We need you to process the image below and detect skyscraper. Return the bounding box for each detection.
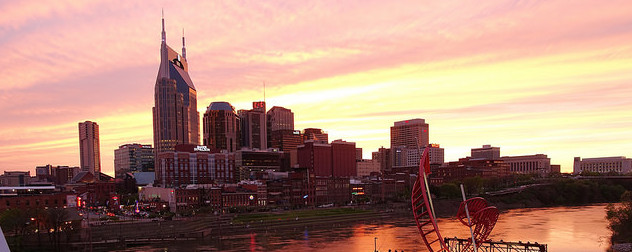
[267,106,300,153]
[153,16,200,157]
[203,102,240,152]
[239,101,267,150]
[267,106,294,132]
[303,128,328,143]
[390,119,429,149]
[390,119,429,169]
[114,144,155,178]
[79,121,101,175]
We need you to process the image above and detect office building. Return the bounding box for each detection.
[393,144,444,170]
[79,121,101,175]
[357,159,380,177]
[391,119,429,149]
[372,147,392,173]
[235,149,291,180]
[391,119,429,168]
[114,144,155,178]
[239,102,267,150]
[203,102,240,152]
[155,144,237,187]
[432,158,510,185]
[303,128,328,143]
[0,171,31,186]
[267,106,294,132]
[471,145,500,160]
[502,154,551,175]
[573,156,632,174]
[35,165,80,185]
[297,140,356,177]
[153,16,200,157]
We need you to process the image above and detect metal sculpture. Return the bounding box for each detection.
[456,197,500,251]
[411,147,449,252]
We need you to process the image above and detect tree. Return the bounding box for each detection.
[0,208,31,250]
[606,191,632,243]
[46,208,69,251]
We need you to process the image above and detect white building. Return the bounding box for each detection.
[502,154,551,175]
[393,144,444,168]
[573,156,632,174]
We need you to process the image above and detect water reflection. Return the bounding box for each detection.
[122,204,610,252]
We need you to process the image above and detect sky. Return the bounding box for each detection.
[1,0,631,176]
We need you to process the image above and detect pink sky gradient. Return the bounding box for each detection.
[1,0,631,175]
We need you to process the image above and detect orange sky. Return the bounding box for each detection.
[1,1,631,175]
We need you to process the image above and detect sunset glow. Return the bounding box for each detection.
[1,0,632,175]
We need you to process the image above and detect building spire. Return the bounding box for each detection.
[158,9,169,79]
[161,9,166,43]
[182,28,187,59]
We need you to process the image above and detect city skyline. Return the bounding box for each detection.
[1,1,632,175]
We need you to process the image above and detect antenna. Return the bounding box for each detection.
[182,28,186,59]
[161,9,166,43]
[263,81,266,103]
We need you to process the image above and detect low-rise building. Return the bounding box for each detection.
[432,158,510,184]
[502,154,551,175]
[573,156,632,174]
[357,159,380,177]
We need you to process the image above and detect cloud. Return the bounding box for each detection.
[1,0,632,174]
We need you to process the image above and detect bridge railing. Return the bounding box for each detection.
[445,237,547,252]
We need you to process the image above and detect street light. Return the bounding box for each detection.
[374,237,378,252]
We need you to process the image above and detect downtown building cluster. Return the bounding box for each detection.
[2,18,632,215]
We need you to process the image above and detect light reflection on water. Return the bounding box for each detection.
[123,204,610,252]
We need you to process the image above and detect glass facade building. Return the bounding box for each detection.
[153,17,200,160]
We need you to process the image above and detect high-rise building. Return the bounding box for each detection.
[372,147,392,173]
[114,144,155,178]
[203,102,240,152]
[390,119,429,149]
[79,121,101,175]
[239,102,267,150]
[390,119,429,168]
[303,128,328,143]
[393,144,444,168]
[153,16,200,158]
[267,106,294,132]
[297,139,356,177]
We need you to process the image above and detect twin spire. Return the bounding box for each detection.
[161,10,186,59]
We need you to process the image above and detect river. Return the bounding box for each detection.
[122,204,611,251]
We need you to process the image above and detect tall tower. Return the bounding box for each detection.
[239,101,267,150]
[203,102,240,152]
[390,119,429,168]
[79,121,101,175]
[267,106,294,132]
[153,15,200,158]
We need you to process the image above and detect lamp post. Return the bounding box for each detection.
[374,237,378,252]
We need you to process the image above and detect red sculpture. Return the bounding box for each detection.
[456,197,500,251]
[411,147,449,252]
[412,146,500,252]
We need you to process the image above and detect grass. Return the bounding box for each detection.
[233,208,372,223]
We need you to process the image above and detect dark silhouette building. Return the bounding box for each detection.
[79,121,101,175]
[303,128,328,143]
[114,144,155,178]
[203,102,240,152]
[153,16,200,161]
[239,102,267,150]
